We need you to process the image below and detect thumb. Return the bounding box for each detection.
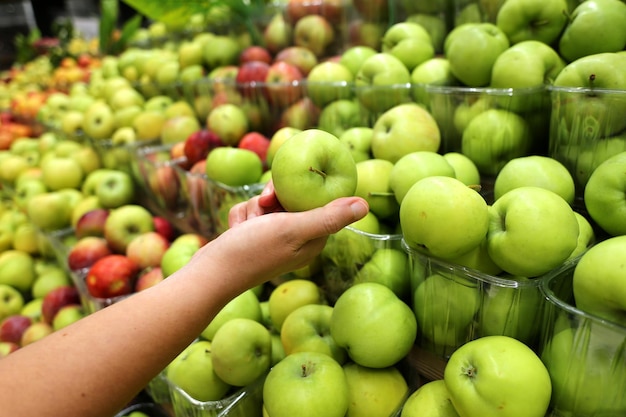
[300,197,370,240]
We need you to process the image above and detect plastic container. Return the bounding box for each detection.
[418,84,551,178]
[319,226,406,304]
[404,240,546,360]
[167,374,265,417]
[114,401,172,417]
[547,85,626,196]
[538,260,626,417]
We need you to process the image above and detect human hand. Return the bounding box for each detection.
[228,181,284,227]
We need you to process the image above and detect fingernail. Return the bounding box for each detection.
[351,200,368,219]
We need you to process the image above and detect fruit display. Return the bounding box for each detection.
[1,0,625,416]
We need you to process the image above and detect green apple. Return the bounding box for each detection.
[200,289,262,341]
[354,158,398,220]
[166,340,231,401]
[132,110,167,142]
[82,100,116,140]
[0,284,24,322]
[338,127,373,163]
[572,236,626,326]
[354,53,412,114]
[26,191,73,231]
[12,222,39,255]
[339,45,377,77]
[271,129,358,212]
[160,234,206,278]
[461,108,533,176]
[94,169,135,209]
[371,103,441,164]
[444,23,510,87]
[343,361,409,417]
[266,126,302,168]
[205,147,263,187]
[447,237,503,276]
[584,151,626,236]
[305,61,354,108]
[381,22,435,71]
[490,40,566,89]
[317,99,368,139]
[353,248,410,300]
[443,152,481,186]
[40,155,85,191]
[570,136,626,188]
[540,324,626,416]
[104,204,155,254]
[263,351,349,417]
[330,282,417,368]
[401,176,489,260]
[206,103,249,146]
[108,87,144,111]
[31,265,71,299]
[389,151,456,205]
[400,379,460,417]
[567,211,595,261]
[268,279,324,332]
[413,271,481,356]
[496,0,569,45]
[280,303,347,364]
[410,57,458,105]
[493,155,576,204]
[210,317,272,387]
[445,335,551,417]
[487,186,579,277]
[160,115,201,145]
[52,304,85,331]
[202,35,241,69]
[0,250,36,293]
[558,0,626,63]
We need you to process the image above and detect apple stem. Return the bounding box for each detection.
[462,365,477,379]
[301,364,308,378]
[309,166,327,179]
[467,184,482,193]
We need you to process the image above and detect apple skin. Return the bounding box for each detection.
[493,155,576,204]
[166,340,231,402]
[293,14,335,58]
[443,152,481,187]
[41,285,80,325]
[487,186,580,277]
[371,103,441,164]
[354,248,410,301]
[461,108,533,176]
[400,176,490,261]
[558,0,626,63]
[343,361,409,417]
[263,351,350,417]
[445,335,552,417]
[200,289,262,341]
[401,379,460,417]
[381,21,435,72]
[268,279,324,333]
[444,23,510,87]
[572,236,626,326]
[134,267,165,292]
[125,231,171,270]
[0,315,33,345]
[330,282,417,368]
[354,158,399,220]
[75,208,110,239]
[0,250,37,293]
[103,204,156,254]
[271,129,358,212]
[205,147,263,187]
[354,53,412,114]
[305,61,354,108]
[206,103,249,146]
[280,303,347,365]
[495,0,569,45]
[20,322,54,346]
[67,236,113,271]
[52,304,85,331]
[584,151,626,236]
[274,46,318,78]
[85,254,140,299]
[183,129,224,167]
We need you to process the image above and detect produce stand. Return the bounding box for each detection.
[1,1,626,416]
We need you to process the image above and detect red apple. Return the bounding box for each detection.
[238,132,272,167]
[286,0,322,23]
[67,236,113,271]
[126,231,171,269]
[0,315,33,345]
[135,266,165,292]
[85,254,140,299]
[148,164,182,210]
[353,0,389,21]
[236,61,271,98]
[75,208,110,239]
[20,322,53,346]
[153,216,177,241]
[274,46,319,77]
[183,129,224,167]
[239,46,273,65]
[276,97,321,131]
[265,61,304,108]
[41,285,81,324]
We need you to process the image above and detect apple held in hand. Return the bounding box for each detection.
[271,129,358,212]
[444,336,551,417]
[400,176,489,260]
[263,351,350,417]
[330,282,417,368]
[487,186,579,277]
[584,151,626,236]
[85,254,140,299]
[210,317,272,387]
[166,340,231,402]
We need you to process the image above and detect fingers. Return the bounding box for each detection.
[294,197,370,241]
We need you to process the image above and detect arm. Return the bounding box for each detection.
[0,191,368,417]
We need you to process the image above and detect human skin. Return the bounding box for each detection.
[0,182,369,417]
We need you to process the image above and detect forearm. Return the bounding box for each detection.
[0,251,235,417]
